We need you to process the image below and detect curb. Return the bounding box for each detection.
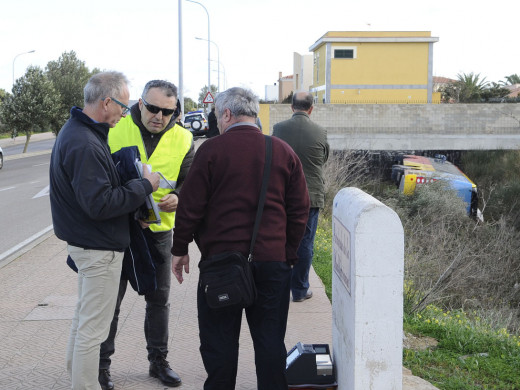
[4,149,52,161]
[0,225,54,269]
[0,132,56,148]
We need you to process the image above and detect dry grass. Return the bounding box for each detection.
[322,152,520,332]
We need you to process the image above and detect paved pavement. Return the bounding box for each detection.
[0,139,438,389]
[0,234,334,389]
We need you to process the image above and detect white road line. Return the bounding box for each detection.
[0,186,15,192]
[33,185,50,198]
[33,163,49,167]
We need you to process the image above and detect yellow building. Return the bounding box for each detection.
[309,31,439,104]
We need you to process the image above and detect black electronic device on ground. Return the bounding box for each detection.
[286,342,337,388]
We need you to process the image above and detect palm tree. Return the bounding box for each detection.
[455,72,488,103]
[501,74,520,85]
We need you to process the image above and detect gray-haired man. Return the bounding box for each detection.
[171,87,309,389]
[49,71,160,389]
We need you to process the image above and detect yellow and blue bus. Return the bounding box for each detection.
[391,154,479,218]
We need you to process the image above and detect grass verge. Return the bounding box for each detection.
[313,215,332,301]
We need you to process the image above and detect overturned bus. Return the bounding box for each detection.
[391,154,480,219]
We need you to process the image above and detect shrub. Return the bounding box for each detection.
[393,182,520,325]
[462,150,520,229]
[320,150,520,331]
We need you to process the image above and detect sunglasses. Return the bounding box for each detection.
[141,97,176,116]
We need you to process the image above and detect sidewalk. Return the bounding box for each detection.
[0,233,333,389]
[0,132,56,148]
[0,232,438,389]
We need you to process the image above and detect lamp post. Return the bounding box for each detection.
[219,61,226,90]
[178,0,184,117]
[12,50,35,87]
[195,37,220,92]
[186,0,210,94]
[210,60,225,91]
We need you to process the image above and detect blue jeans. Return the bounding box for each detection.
[99,229,172,368]
[198,261,291,390]
[291,207,320,301]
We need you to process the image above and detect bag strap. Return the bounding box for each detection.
[248,135,272,261]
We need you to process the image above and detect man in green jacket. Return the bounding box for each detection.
[273,91,330,302]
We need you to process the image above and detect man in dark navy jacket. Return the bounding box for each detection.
[171,87,310,390]
[49,71,160,390]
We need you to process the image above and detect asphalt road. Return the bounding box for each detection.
[0,151,53,258]
[0,135,206,262]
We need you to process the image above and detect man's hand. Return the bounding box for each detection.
[142,164,160,191]
[158,193,179,213]
[138,220,150,229]
[172,254,190,283]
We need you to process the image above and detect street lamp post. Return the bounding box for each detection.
[186,0,210,94]
[178,0,184,117]
[218,61,226,90]
[12,50,36,87]
[210,60,225,91]
[195,37,220,92]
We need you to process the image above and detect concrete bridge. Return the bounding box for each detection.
[267,104,520,151]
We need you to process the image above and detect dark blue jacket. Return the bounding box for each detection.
[67,145,157,295]
[113,146,157,295]
[50,107,153,250]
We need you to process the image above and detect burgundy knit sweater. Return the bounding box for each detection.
[171,124,310,264]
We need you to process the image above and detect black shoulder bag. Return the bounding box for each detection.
[199,135,272,310]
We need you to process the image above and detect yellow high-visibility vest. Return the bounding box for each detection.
[109,115,193,231]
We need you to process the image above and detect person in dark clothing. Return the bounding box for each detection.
[171,87,310,390]
[175,101,185,128]
[49,71,160,390]
[273,91,330,302]
[99,80,194,389]
[206,106,219,137]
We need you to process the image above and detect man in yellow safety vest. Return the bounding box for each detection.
[100,80,193,389]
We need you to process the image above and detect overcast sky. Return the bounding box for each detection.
[1,0,518,101]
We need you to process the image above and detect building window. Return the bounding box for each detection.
[334,47,357,59]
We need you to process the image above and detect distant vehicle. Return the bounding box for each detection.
[0,146,3,169]
[391,154,480,218]
[184,110,209,136]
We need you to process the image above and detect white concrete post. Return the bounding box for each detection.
[332,187,404,389]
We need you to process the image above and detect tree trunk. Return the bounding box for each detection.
[23,132,31,154]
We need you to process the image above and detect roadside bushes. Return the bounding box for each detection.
[321,151,520,332]
[461,150,520,230]
[395,182,520,329]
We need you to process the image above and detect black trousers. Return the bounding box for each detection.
[99,230,172,368]
[198,260,292,390]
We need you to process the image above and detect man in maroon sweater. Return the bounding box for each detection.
[171,87,309,390]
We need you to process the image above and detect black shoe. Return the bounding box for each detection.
[293,290,313,302]
[149,358,182,387]
[98,369,114,390]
